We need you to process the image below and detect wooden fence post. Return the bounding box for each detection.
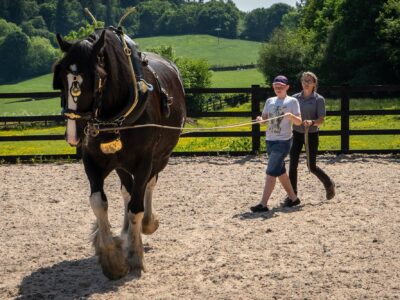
[251,85,262,154]
[341,85,350,153]
[76,146,82,160]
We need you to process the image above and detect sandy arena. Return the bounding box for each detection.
[0,154,399,299]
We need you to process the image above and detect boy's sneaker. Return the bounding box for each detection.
[250,204,269,212]
[282,197,301,207]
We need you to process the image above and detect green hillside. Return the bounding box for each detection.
[0,74,54,93]
[211,69,266,88]
[136,35,262,67]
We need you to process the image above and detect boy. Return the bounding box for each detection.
[251,75,302,212]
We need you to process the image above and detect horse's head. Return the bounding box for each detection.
[53,30,112,146]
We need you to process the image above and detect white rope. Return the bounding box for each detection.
[94,113,289,135]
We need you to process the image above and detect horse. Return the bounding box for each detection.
[53,27,186,279]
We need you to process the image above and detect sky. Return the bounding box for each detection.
[227,0,297,12]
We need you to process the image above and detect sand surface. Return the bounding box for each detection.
[0,154,399,299]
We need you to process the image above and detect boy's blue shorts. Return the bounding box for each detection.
[266,139,292,177]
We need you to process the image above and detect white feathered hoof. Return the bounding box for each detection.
[142,213,159,235]
[98,236,130,280]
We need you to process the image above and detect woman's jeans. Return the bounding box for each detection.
[289,130,333,194]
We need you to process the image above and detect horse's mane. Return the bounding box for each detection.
[89,29,133,119]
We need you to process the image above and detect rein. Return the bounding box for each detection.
[84,114,290,137]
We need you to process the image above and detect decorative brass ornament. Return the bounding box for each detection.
[70,79,81,97]
[64,112,81,119]
[100,138,122,154]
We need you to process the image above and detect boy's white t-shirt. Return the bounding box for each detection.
[262,96,300,141]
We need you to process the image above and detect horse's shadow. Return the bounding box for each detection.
[18,256,139,299]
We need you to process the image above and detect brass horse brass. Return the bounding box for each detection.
[70,80,82,97]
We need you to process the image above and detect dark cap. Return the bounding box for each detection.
[272,75,288,86]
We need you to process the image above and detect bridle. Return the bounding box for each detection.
[61,27,141,138]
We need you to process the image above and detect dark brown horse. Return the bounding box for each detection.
[53,27,186,279]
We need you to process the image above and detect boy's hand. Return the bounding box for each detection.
[256,116,266,123]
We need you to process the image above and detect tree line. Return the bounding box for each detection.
[258,0,400,86]
[0,0,399,87]
[0,0,291,83]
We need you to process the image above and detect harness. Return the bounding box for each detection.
[61,27,146,153]
[63,27,143,121]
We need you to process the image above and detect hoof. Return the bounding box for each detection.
[127,251,146,273]
[142,214,159,235]
[98,237,130,280]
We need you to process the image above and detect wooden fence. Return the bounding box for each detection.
[0,85,399,162]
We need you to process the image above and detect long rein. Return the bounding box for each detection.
[87,113,290,136]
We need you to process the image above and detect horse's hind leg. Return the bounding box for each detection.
[142,175,159,235]
[85,162,129,280]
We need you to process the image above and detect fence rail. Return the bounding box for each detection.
[1,85,399,162]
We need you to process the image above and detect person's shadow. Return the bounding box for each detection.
[17,256,141,299]
[234,205,303,220]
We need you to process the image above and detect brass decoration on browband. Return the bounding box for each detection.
[70,76,81,100]
[100,138,122,154]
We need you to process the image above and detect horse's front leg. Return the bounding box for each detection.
[84,157,129,280]
[124,162,153,272]
[142,175,160,235]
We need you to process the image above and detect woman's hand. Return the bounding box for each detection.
[303,120,314,127]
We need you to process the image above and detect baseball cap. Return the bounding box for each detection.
[272,75,288,86]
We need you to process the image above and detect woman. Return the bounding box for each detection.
[289,71,335,200]
[250,75,302,212]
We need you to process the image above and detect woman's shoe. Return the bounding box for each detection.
[282,197,301,207]
[250,204,269,212]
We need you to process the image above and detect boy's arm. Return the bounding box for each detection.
[287,98,302,126]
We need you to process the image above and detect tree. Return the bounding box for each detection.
[0,19,22,44]
[137,0,174,36]
[241,4,293,41]
[25,36,59,77]
[197,0,240,38]
[39,2,56,32]
[7,0,39,25]
[320,0,390,84]
[148,44,211,111]
[377,0,400,79]
[258,28,312,87]
[0,31,30,82]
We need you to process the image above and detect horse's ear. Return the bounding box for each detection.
[92,30,106,57]
[52,62,63,90]
[56,33,72,53]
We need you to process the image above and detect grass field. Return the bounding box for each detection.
[1,98,399,156]
[211,69,266,88]
[0,68,265,100]
[136,34,262,67]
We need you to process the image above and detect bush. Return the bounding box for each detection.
[146,45,212,112]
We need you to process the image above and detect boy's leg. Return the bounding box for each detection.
[260,175,276,206]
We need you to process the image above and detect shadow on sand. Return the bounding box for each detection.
[18,257,141,299]
[234,205,303,220]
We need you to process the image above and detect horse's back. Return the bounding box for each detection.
[140,52,186,171]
